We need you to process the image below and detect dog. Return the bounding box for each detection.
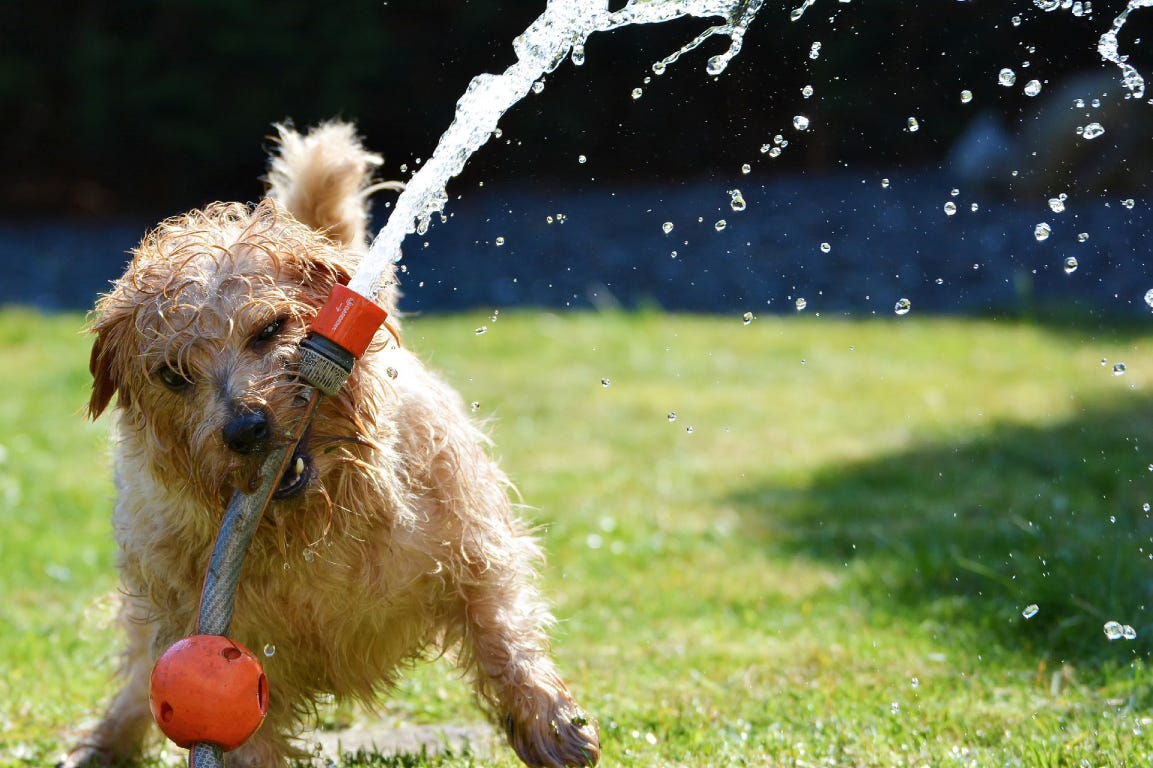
[65,122,600,767]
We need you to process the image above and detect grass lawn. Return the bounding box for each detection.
[3,306,1153,766]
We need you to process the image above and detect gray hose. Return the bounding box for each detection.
[188,389,321,767]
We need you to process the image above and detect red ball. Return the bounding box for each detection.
[149,635,269,751]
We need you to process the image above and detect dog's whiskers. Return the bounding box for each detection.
[312,434,371,450]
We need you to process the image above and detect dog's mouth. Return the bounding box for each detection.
[273,432,315,499]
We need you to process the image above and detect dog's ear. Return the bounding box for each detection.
[87,308,131,419]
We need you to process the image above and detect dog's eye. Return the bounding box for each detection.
[156,365,192,391]
[255,318,285,344]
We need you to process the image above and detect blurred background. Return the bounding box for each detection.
[3,0,1152,315]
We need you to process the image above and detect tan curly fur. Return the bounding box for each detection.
[65,122,599,768]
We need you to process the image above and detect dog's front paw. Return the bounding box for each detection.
[58,743,119,768]
[506,701,601,767]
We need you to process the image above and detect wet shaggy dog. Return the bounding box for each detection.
[66,123,600,767]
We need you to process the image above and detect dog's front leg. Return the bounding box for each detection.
[459,571,601,767]
[62,598,157,768]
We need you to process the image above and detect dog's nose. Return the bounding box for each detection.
[222,409,272,454]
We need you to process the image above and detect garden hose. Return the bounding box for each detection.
[149,285,389,768]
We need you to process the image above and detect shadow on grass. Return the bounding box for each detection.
[730,393,1153,664]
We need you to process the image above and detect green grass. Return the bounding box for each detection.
[4,306,1153,766]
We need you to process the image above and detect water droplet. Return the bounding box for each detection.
[1022,604,1040,619]
[601,378,611,388]
[768,146,782,158]
[970,202,980,212]
[960,89,974,103]
[820,242,831,253]
[1081,122,1105,140]
[662,221,674,235]
[1011,14,1022,26]
[890,701,900,715]
[263,643,276,657]
[795,297,808,311]
[303,548,315,562]
[741,163,752,175]
[1144,288,1153,308]
[1049,197,1066,213]
[1113,362,1127,376]
[470,401,480,412]
[729,189,747,212]
[714,219,727,232]
[793,115,811,131]
[667,411,677,422]
[1024,79,1043,97]
[894,298,912,316]
[998,68,1017,87]
[386,366,398,380]
[631,87,643,100]
[532,79,545,94]
[950,188,960,197]
[1123,625,1138,640]
[801,84,814,98]
[1122,198,1136,210]
[1034,222,1052,241]
[475,326,488,335]
[906,116,920,132]
[1104,620,1125,640]
[1063,256,1078,274]
[577,154,588,164]
[1144,501,1151,512]
[571,43,586,66]
[494,236,505,246]
[944,201,957,216]
[705,55,727,76]
[808,41,822,60]
[881,178,890,189]
[742,311,754,325]
[685,425,695,434]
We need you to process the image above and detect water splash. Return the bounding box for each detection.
[1037,0,1153,99]
[1095,0,1153,99]
[350,1,764,300]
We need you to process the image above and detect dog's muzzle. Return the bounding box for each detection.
[223,408,314,499]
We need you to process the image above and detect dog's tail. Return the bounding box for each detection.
[265,121,402,249]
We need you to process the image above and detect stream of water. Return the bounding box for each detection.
[348,0,765,302]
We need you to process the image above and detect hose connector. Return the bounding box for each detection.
[298,284,388,396]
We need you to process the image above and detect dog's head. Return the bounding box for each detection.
[89,199,379,512]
